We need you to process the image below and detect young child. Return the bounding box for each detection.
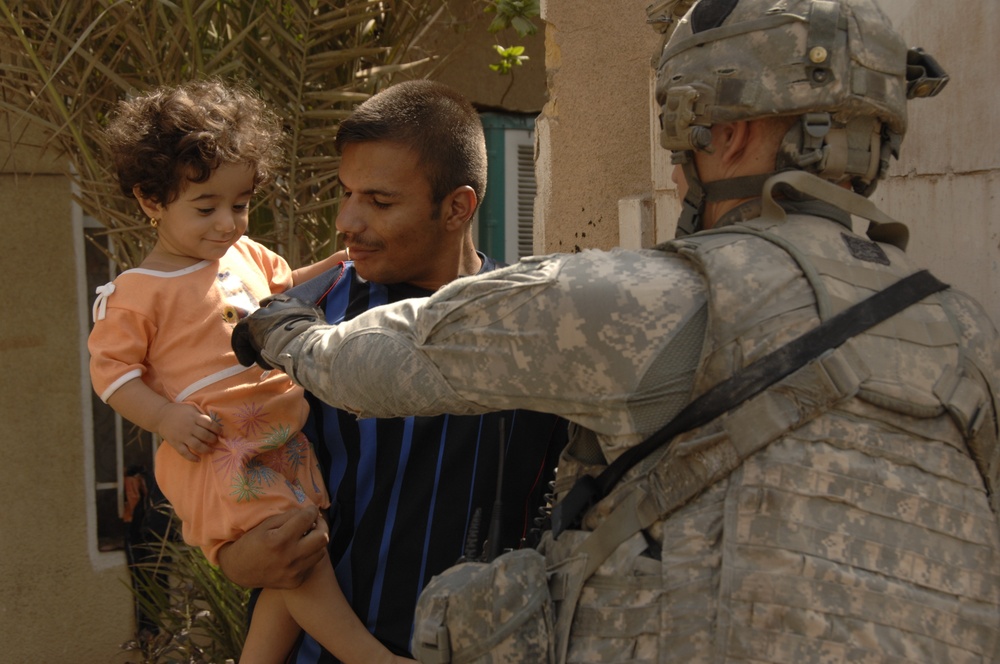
[88,79,411,664]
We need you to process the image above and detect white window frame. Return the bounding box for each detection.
[75,198,126,567]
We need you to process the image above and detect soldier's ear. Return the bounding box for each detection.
[716,121,752,167]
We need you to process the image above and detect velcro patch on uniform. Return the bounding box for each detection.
[691,0,739,33]
[842,233,890,265]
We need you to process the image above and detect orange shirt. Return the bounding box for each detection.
[89,237,328,563]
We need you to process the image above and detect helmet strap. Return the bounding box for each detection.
[777,114,888,195]
[674,149,783,237]
[702,172,776,202]
[673,151,707,238]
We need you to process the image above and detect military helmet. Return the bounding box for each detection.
[653,0,946,191]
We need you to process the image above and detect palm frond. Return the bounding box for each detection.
[1,0,452,270]
[121,508,250,664]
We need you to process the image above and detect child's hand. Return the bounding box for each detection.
[155,402,222,461]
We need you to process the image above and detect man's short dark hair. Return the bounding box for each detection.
[335,80,488,216]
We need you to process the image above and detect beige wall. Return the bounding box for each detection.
[873,0,1000,320]
[536,0,665,252]
[538,0,1000,326]
[0,124,133,662]
[407,0,547,112]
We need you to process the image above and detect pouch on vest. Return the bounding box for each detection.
[411,548,555,664]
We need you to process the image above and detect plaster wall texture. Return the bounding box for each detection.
[535,0,663,253]
[0,125,133,662]
[873,0,1000,319]
[538,0,1000,325]
[413,0,547,112]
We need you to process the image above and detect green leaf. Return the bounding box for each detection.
[487,14,507,34]
[511,15,537,37]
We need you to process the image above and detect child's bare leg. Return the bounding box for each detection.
[281,551,414,664]
[239,588,301,664]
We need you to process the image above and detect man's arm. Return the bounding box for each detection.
[216,505,330,589]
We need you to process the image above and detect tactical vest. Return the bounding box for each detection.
[543,213,1000,663]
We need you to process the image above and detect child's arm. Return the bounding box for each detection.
[107,378,221,461]
[290,249,349,286]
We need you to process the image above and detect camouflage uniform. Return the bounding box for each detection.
[283,245,707,449]
[278,190,1000,664]
[278,191,1000,661]
[557,196,1000,662]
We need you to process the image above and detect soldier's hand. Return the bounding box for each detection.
[232,294,325,370]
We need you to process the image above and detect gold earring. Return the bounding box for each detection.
[150,218,159,228]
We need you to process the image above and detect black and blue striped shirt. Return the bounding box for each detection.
[289,256,566,662]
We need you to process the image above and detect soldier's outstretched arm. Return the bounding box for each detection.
[240,251,708,441]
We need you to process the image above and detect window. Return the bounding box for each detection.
[78,211,157,558]
[508,131,537,261]
[476,113,537,263]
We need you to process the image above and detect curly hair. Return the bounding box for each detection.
[104,78,284,207]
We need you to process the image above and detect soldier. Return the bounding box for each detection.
[234,1,1000,661]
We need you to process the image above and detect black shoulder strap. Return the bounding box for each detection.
[551,269,948,537]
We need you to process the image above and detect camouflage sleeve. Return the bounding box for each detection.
[284,248,708,440]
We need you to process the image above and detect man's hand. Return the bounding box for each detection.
[232,294,326,370]
[217,505,330,589]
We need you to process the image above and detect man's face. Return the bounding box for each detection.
[336,141,450,288]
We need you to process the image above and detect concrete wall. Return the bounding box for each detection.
[0,124,133,662]
[535,0,665,253]
[873,0,1000,320]
[537,0,1000,326]
[407,0,547,112]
